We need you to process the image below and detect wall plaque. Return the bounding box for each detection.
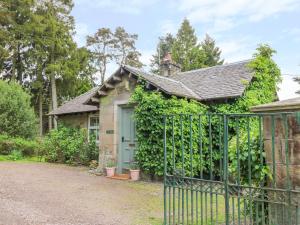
[106,130,114,134]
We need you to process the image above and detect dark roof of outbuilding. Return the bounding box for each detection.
[172,60,253,101]
[48,87,99,116]
[123,65,200,100]
[251,97,300,112]
[51,59,254,115]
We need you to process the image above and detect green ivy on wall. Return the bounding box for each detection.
[130,44,281,181]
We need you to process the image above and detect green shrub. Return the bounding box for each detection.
[8,150,23,161]
[43,126,98,165]
[0,134,40,156]
[0,80,37,138]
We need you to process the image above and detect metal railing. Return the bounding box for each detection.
[163,113,300,225]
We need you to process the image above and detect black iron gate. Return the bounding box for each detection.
[163,113,300,225]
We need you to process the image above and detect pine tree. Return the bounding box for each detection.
[0,0,34,83]
[201,34,224,67]
[171,19,206,72]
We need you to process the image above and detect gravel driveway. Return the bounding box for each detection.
[0,162,163,225]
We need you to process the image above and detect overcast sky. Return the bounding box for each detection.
[71,0,300,100]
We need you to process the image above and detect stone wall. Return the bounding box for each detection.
[57,113,89,129]
[98,74,136,169]
[261,113,300,224]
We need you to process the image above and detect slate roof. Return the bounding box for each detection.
[49,87,99,115]
[52,59,254,115]
[251,97,300,112]
[123,65,200,100]
[171,60,253,101]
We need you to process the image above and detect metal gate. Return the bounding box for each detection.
[163,113,300,225]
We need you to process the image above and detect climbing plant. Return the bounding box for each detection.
[130,86,208,177]
[131,44,281,181]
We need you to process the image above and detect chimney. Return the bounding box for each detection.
[159,52,181,77]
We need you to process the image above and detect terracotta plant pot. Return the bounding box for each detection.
[130,169,140,181]
[106,167,116,177]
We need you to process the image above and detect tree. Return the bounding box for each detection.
[87,27,142,83]
[86,28,116,84]
[33,0,79,129]
[114,27,143,68]
[0,80,37,138]
[171,18,205,71]
[0,0,34,83]
[201,34,224,67]
[150,33,175,73]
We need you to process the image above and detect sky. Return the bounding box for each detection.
[71,0,300,100]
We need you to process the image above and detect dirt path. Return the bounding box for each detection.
[0,162,163,225]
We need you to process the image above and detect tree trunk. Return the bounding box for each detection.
[39,93,43,136]
[48,97,52,131]
[50,73,58,129]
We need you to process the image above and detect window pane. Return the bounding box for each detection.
[90,117,99,127]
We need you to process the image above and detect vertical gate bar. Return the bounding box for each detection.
[169,185,171,224]
[199,115,203,225]
[186,185,189,225]
[180,115,185,224]
[224,115,230,225]
[283,114,292,225]
[205,190,208,225]
[244,199,247,225]
[232,197,235,224]
[271,115,276,187]
[219,116,223,182]
[208,114,214,224]
[271,115,278,225]
[247,117,253,225]
[172,116,175,225]
[163,115,167,225]
[178,185,181,224]
[258,116,266,225]
[189,115,194,225]
[196,186,199,225]
[216,192,218,225]
[236,118,241,225]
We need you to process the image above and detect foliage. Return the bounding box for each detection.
[211,44,281,185]
[228,122,271,186]
[171,18,204,71]
[87,26,142,84]
[8,149,23,161]
[43,125,98,165]
[201,34,224,67]
[212,44,281,114]
[0,80,37,138]
[150,33,175,73]
[150,19,223,73]
[0,134,40,156]
[130,86,208,177]
[0,0,95,133]
[106,159,116,168]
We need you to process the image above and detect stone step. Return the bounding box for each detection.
[108,173,130,180]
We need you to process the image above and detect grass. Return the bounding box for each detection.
[0,154,45,162]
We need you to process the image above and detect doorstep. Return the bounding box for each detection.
[107,173,130,180]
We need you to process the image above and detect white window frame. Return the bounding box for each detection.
[88,114,99,145]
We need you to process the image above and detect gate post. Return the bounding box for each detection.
[223,115,230,225]
[252,98,300,225]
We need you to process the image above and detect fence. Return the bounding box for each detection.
[163,113,300,225]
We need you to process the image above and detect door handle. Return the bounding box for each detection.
[122,136,124,142]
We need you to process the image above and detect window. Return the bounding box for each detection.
[89,116,99,145]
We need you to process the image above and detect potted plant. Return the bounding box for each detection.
[129,162,140,181]
[105,160,116,177]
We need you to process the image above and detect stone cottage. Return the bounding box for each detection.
[49,55,254,173]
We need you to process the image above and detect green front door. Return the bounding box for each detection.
[119,107,136,173]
